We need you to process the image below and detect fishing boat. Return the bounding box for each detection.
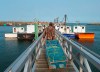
[55,24,95,39]
[73,25,95,39]
[5,24,43,40]
[55,25,75,38]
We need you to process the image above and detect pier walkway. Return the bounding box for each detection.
[34,48,75,72]
[4,30,100,72]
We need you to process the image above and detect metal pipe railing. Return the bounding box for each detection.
[55,30,100,71]
[4,32,44,72]
[4,30,100,72]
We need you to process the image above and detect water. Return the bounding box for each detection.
[0,26,32,72]
[79,24,100,72]
[79,25,100,55]
[84,25,100,55]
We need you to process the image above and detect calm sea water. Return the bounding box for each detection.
[77,24,100,72]
[0,24,100,72]
[79,24,100,55]
[0,26,32,72]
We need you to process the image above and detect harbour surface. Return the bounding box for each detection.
[77,24,100,55]
[0,26,32,72]
[74,24,100,72]
[0,24,100,72]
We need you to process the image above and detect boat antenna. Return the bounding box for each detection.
[64,14,67,25]
[54,17,59,23]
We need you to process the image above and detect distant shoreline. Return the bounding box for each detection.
[87,23,100,25]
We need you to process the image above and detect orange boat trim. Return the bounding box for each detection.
[75,33,95,39]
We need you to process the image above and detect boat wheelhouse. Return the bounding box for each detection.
[55,24,94,39]
[5,24,43,40]
[73,25,94,39]
[55,25,75,38]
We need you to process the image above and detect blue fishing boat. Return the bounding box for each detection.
[55,25,75,38]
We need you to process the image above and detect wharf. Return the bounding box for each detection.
[4,30,100,72]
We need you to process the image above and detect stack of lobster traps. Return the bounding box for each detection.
[46,40,67,69]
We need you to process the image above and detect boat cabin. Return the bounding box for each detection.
[73,25,85,33]
[26,25,35,33]
[13,27,25,33]
[57,25,72,34]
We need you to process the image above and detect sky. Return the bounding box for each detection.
[0,0,100,23]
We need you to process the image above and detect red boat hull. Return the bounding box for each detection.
[75,33,95,39]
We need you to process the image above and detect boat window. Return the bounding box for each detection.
[67,27,69,29]
[61,27,63,28]
[75,27,77,29]
[21,28,23,30]
[82,27,84,29]
[14,28,16,32]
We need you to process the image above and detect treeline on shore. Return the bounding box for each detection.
[0,21,49,26]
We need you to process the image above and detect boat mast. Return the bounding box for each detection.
[64,14,67,25]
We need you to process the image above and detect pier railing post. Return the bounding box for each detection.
[69,44,72,60]
[23,58,30,72]
[64,41,69,57]
[79,47,83,72]
[84,58,92,72]
[62,39,66,53]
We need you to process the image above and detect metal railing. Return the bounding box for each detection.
[5,30,100,72]
[55,30,100,72]
[4,32,45,72]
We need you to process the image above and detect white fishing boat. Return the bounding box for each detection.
[5,24,43,40]
[55,25,75,38]
[55,24,94,39]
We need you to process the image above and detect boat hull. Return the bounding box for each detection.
[75,33,95,39]
[63,34,75,38]
[17,32,42,40]
[78,39,94,43]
